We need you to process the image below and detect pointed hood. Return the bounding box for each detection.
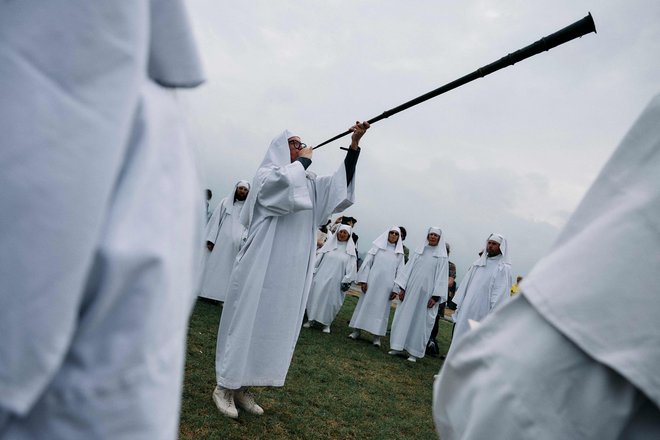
[415,227,448,258]
[318,224,356,257]
[369,225,404,255]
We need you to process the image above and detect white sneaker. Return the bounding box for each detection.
[407,356,417,363]
[388,350,403,356]
[372,337,381,347]
[212,386,238,419]
[234,388,264,415]
[322,325,331,333]
[302,321,312,328]
[348,330,360,339]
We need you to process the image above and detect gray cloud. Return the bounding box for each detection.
[183,0,660,280]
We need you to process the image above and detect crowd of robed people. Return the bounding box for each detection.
[200,120,518,418]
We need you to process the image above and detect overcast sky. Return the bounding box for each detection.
[180,0,660,280]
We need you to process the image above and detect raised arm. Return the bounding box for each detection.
[344,121,369,184]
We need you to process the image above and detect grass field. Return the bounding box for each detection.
[180,292,453,440]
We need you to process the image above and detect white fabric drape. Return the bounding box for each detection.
[0,3,203,436]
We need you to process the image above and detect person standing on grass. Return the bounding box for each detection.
[348,226,406,347]
[389,227,449,362]
[449,233,511,355]
[304,224,357,333]
[212,122,370,419]
[199,180,250,302]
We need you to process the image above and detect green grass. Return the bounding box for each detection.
[180,292,453,439]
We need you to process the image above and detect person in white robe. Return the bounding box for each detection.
[348,226,406,347]
[433,94,660,439]
[388,227,449,362]
[212,122,370,419]
[448,233,512,355]
[304,224,357,333]
[199,180,250,301]
[0,2,204,438]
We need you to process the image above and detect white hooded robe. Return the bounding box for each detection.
[214,130,357,389]
[390,228,449,358]
[449,234,512,352]
[306,225,357,326]
[349,226,406,336]
[199,181,249,301]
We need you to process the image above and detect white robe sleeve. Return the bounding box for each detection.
[432,258,449,303]
[204,198,227,244]
[356,251,375,283]
[257,162,313,216]
[342,256,358,284]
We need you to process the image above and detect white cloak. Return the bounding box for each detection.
[434,94,660,439]
[306,240,357,326]
[0,2,203,438]
[449,253,512,352]
[215,131,356,389]
[199,197,246,301]
[349,243,406,336]
[434,296,659,439]
[390,245,449,358]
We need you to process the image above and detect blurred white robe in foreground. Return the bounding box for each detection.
[390,228,449,359]
[306,224,357,326]
[0,1,204,438]
[434,94,660,439]
[199,181,250,301]
[449,234,511,353]
[349,226,406,336]
[215,131,357,389]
